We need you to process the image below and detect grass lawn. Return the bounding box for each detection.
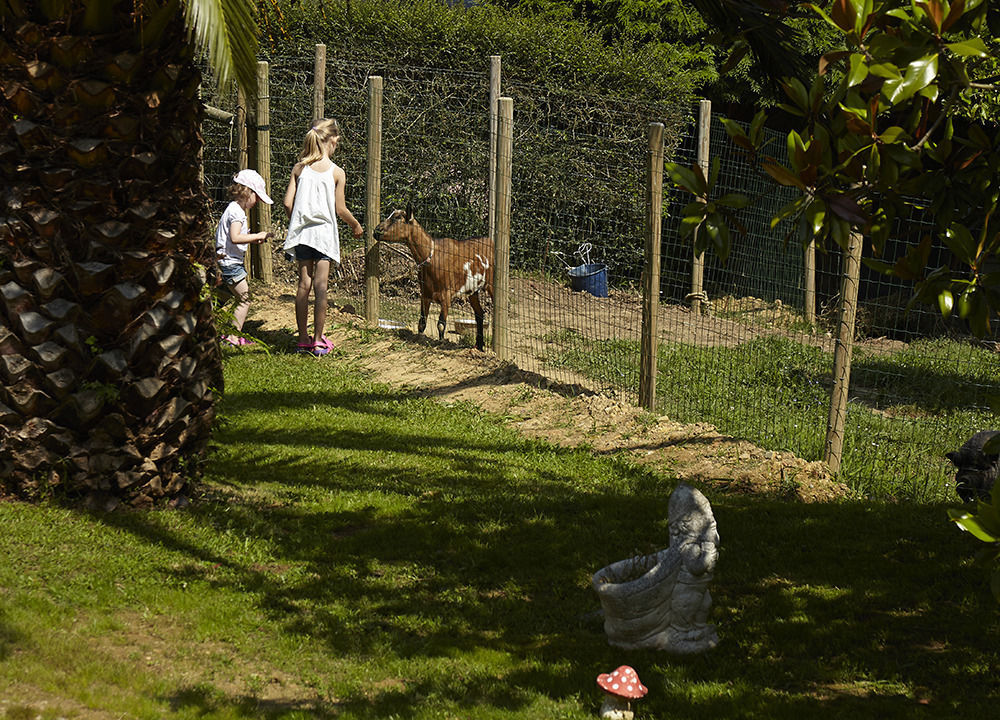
[1,350,998,719]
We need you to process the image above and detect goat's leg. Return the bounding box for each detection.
[418,293,430,334]
[469,292,486,352]
[437,293,451,341]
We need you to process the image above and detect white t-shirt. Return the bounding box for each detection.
[215,201,248,267]
[283,164,341,264]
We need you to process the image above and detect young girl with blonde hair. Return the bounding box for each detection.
[283,118,364,356]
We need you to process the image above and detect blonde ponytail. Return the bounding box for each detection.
[298,118,341,165]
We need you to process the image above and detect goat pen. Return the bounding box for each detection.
[201,50,999,502]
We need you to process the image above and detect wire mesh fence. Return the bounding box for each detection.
[201,52,999,501]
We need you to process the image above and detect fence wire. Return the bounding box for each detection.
[201,54,998,501]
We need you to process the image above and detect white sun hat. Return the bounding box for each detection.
[233,169,273,205]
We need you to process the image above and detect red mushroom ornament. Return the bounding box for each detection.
[596,665,647,719]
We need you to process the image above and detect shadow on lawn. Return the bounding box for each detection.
[92,376,1000,718]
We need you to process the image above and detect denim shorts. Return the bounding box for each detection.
[220,263,248,286]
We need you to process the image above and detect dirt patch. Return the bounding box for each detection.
[242,277,848,503]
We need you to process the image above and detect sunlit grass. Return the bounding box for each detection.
[0,352,998,718]
[544,330,998,501]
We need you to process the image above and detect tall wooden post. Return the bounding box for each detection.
[313,44,326,122]
[823,230,863,474]
[804,236,816,325]
[488,55,501,240]
[252,61,273,283]
[492,97,513,360]
[639,123,665,411]
[236,85,248,172]
[365,76,383,326]
[237,84,249,275]
[690,99,710,315]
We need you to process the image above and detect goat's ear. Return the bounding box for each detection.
[946,451,960,466]
[405,202,413,221]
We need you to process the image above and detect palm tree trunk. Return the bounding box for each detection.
[1,2,224,507]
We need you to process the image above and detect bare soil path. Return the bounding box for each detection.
[246,280,848,503]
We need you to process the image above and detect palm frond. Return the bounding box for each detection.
[183,0,258,97]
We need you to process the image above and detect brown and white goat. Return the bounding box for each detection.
[373,205,493,351]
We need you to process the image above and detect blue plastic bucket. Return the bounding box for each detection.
[568,263,608,297]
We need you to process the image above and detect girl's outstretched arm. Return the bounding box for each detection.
[283,163,303,217]
[229,220,268,245]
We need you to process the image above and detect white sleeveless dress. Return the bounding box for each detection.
[283,163,341,264]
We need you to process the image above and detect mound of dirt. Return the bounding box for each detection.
[244,280,849,503]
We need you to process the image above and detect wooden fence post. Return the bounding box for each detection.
[639,123,665,411]
[804,235,816,325]
[492,97,513,360]
[252,61,273,283]
[237,84,250,275]
[690,99,710,315]
[823,230,863,475]
[365,76,383,326]
[488,55,501,240]
[236,85,248,172]
[313,44,326,122]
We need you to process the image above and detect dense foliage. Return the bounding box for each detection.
[257,0,713,101]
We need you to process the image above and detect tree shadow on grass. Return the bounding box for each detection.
[87,367,1000,718]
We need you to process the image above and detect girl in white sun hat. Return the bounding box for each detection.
[215,168,273,346]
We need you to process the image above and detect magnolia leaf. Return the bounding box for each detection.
[868,63,902,80]
[826,194,867,224]
[819,50,851,75]
[805,199,826,236]
[682,200,709,220]
[968,124,992,149]
[957,286,975,319]
[947,38,988,57]
[777,103,806,117]
[782,77,810,112]
[666,163,706,196]
[830,0,857,32]
[716,193,749,209]
[973,499,1000,537]
[749,110,767,146]
[878,126,907,144]
[772,196,807,228]
[848,53,869,87]
[808,2,851,34]
[886,54,939,105]
[722,118,752,150]
[949,509,1000,543]
[938,288,954,318]
[679,214,702,239]
[918,84,939,102]
[917,0,945,33]
[943,224,977,265]
[709,157,720,189]
[762,161,807,189]
[942,0,969,31]
[862,257,895,274]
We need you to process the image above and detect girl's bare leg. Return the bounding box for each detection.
[296,260,315,344]
[230,278,251,330]
[312,259,331,343]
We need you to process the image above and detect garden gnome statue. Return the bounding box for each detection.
[592,483,719,653]
[596,665,647,719]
